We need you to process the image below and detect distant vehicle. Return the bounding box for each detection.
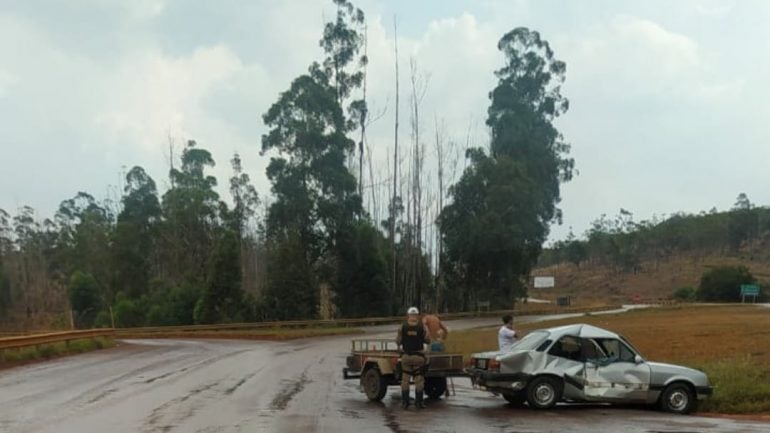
[466,324,712,414]
[342,338,466,401]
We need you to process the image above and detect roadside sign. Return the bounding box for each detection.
[740,284,760,296]
[740,284,760,303]
[534,276,555,288]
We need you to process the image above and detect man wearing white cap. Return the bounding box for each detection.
[396,306,430,409]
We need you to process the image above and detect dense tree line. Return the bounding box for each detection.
[0,1,573,328]
[540,193,770,273]
[0,142,264,329]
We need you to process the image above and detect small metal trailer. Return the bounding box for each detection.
[342,338,466,401]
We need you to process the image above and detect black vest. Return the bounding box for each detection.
[400,322,426,354]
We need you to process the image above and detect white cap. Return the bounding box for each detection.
[407,307,420,315]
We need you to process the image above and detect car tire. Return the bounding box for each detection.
[659,383,696,414]
[503,392,526,406]
[362,368,388,401]
[526,376,562,410]
[424,377,447,400]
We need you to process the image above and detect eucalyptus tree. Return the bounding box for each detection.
[161,140,220,286]
[112,166,161,298]
[261,0,390,319]
[440,28,574,310]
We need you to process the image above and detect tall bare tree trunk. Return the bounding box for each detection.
[408,58,428,310]
[433,116,445,311]
[391,16,399,307]
[358,24,368,199]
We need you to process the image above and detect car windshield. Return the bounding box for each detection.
[506,330,549,352]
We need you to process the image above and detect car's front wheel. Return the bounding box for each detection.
[526,376,562,410]
[659,382,696,414]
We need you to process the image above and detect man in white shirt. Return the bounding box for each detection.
[498,314,517,351]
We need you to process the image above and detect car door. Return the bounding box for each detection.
[545,335,586,401]
[582,338,651,402]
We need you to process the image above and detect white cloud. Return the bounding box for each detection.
[1,0,769,244]
[612,15,698,71]
[694,0,733,17]
[563,15,707,104]
[121,0,167,20]
[0,69,18,97]
[94,44,244,152]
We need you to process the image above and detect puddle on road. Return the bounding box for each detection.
[270,371,311,410]
[224,368,261,395]
[86,387,116,404]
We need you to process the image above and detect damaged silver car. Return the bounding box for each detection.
[467,323,712,414]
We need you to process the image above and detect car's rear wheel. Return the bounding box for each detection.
[526,376,562,410]
[424,377,447,400]
[659,382,696,414]
[362,368,388,401]
[502,392,526,406]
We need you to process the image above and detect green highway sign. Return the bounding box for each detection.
[740,284,760,296]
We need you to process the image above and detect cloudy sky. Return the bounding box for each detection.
[1,0,769,242]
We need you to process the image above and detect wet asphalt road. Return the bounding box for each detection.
[0,313,768,433]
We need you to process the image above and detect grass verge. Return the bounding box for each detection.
[0,337,115,368]
[446,304,770,414]
[694,357,770,414]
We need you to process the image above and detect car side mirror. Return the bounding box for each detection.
[634,354,644,364]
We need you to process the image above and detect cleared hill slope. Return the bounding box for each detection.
[531,253,770,303]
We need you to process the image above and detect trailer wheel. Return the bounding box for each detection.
[362,367,388,401]
[424,377,447,400]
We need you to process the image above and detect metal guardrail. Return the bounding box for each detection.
[0,305,622,345]
[114,317,404,335]
[0,328,115,351]
[114,304,622,336]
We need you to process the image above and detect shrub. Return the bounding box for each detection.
[93,310,112,328]
[672,286,696,302]
[697,266,755,302]
[38,344,58,358]
[114,297,143,327]
[0,264,10,311]
[0,337,114,365]
[145,304,165,326]
[68,271,102,327]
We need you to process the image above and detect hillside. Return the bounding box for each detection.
[531,253,770,302]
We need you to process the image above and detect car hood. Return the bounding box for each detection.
[647,361,702,375]
[647,361,709,386]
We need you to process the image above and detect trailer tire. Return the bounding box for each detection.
[362,367,388,401]
[424,377,447,400]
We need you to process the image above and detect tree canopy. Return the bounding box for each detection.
[0,6,588,329]
[440,28,573,310]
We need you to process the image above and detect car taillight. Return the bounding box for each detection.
[488,359,501,371]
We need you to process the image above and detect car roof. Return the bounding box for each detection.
[544,323,620,340]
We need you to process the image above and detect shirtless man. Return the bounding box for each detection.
[422,312,449,352]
